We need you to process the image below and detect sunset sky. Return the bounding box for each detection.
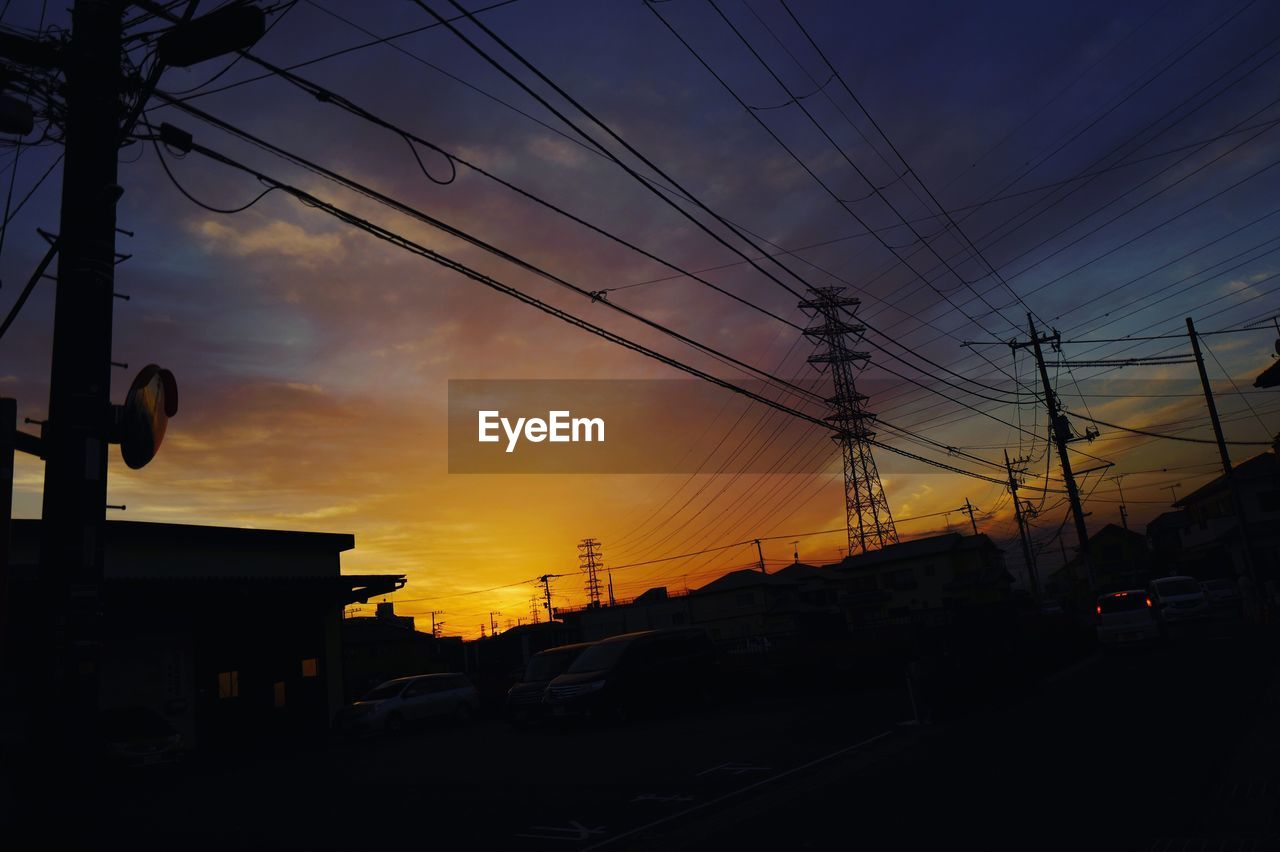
[3,0,1279,637]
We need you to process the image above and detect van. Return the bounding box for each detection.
[543,628,718,721]
[1147,576,1211,624]
[505,642,593,724]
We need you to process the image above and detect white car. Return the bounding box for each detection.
[1095,590,1160,646]
[334,673,479,734]
[1147,576,1211,624]
[1200,578,1240,608]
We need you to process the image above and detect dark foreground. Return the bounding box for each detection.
[4,622,1276,849]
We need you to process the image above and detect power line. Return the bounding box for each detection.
[1064,410,1273,446]
[161,127,1018,489]
[149,105,820,404]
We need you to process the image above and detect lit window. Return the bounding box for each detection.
[301,658,318,678]
[273,681,286,709]
[218,671,239,699]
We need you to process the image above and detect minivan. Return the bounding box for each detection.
[506,642,593,725]
[544,628,718,721]
[1095,590,1160,646]
[1147,575,1211,624]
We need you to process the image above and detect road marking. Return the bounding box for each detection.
[583,729,894,850]
[630,793,696,804]
[514,821,606,841]
[695,761,771,777]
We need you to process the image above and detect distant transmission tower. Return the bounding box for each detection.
[801,287,898,555]
[529,595,541,624]
[578,538,604,607]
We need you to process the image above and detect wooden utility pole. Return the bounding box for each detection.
[961,498,980,536]
[1109,475,1129,531]
[754,538,766,574]
[1,398,13,663]
[1015,314,1095,590]
[1187,317,1263,616]
[538,573,557,623]
[1005,450,1040,600]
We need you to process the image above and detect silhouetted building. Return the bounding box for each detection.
[342,602,463,700]
[462,620,583,706]
[686,567,845,648]
[1146,510,1185,570]
[828,533,1012,623]
[7,520,403,749]
[1172,449,1280,607]
[1048,524,1151,595]
[559,586,692,641]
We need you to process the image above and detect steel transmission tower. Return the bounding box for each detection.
[800,287,898,555]
[578,538,604,607]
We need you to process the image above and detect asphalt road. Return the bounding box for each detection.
[640,621,1279,851]
[39,616,1279,850]
[85,681,911,848]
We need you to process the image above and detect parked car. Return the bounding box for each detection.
[506,642,593,725]
[98,706,183,768]
[543,628,718,721]
[1200,578,1241,608]
[1147,576,1211,624]
[1095,590,1160,646]
[333,673,479,734]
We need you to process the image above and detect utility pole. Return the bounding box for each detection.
[0,4,263,793]
[537,573,557,623]
[427,610,444,639]
[754,538,766,574]
[792,540,799,564]
[1014,314,1095,590]
[1187,316,1263,616]
[607,569,615,606]
[1109,475,1129,530]
[27,0,126,754]
[489,611,501,636]
[579,538,603,607]
[961,498,980,536]
[1,398,13,661]
[1005,450,1040,600]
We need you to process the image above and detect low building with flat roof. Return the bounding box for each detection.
[6,519,404,749]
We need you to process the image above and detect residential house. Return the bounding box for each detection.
[828,532,1012,623]
[559,586,692,642]
[686,566,844,648]
[1172,448,1280,608]
[1047,523,1151,596]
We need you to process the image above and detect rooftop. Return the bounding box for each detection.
[1175,452,1279,507]
[827,532,998,572]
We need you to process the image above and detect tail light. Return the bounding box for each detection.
[1096,604,1102,616]
[1145,597,1153,608]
